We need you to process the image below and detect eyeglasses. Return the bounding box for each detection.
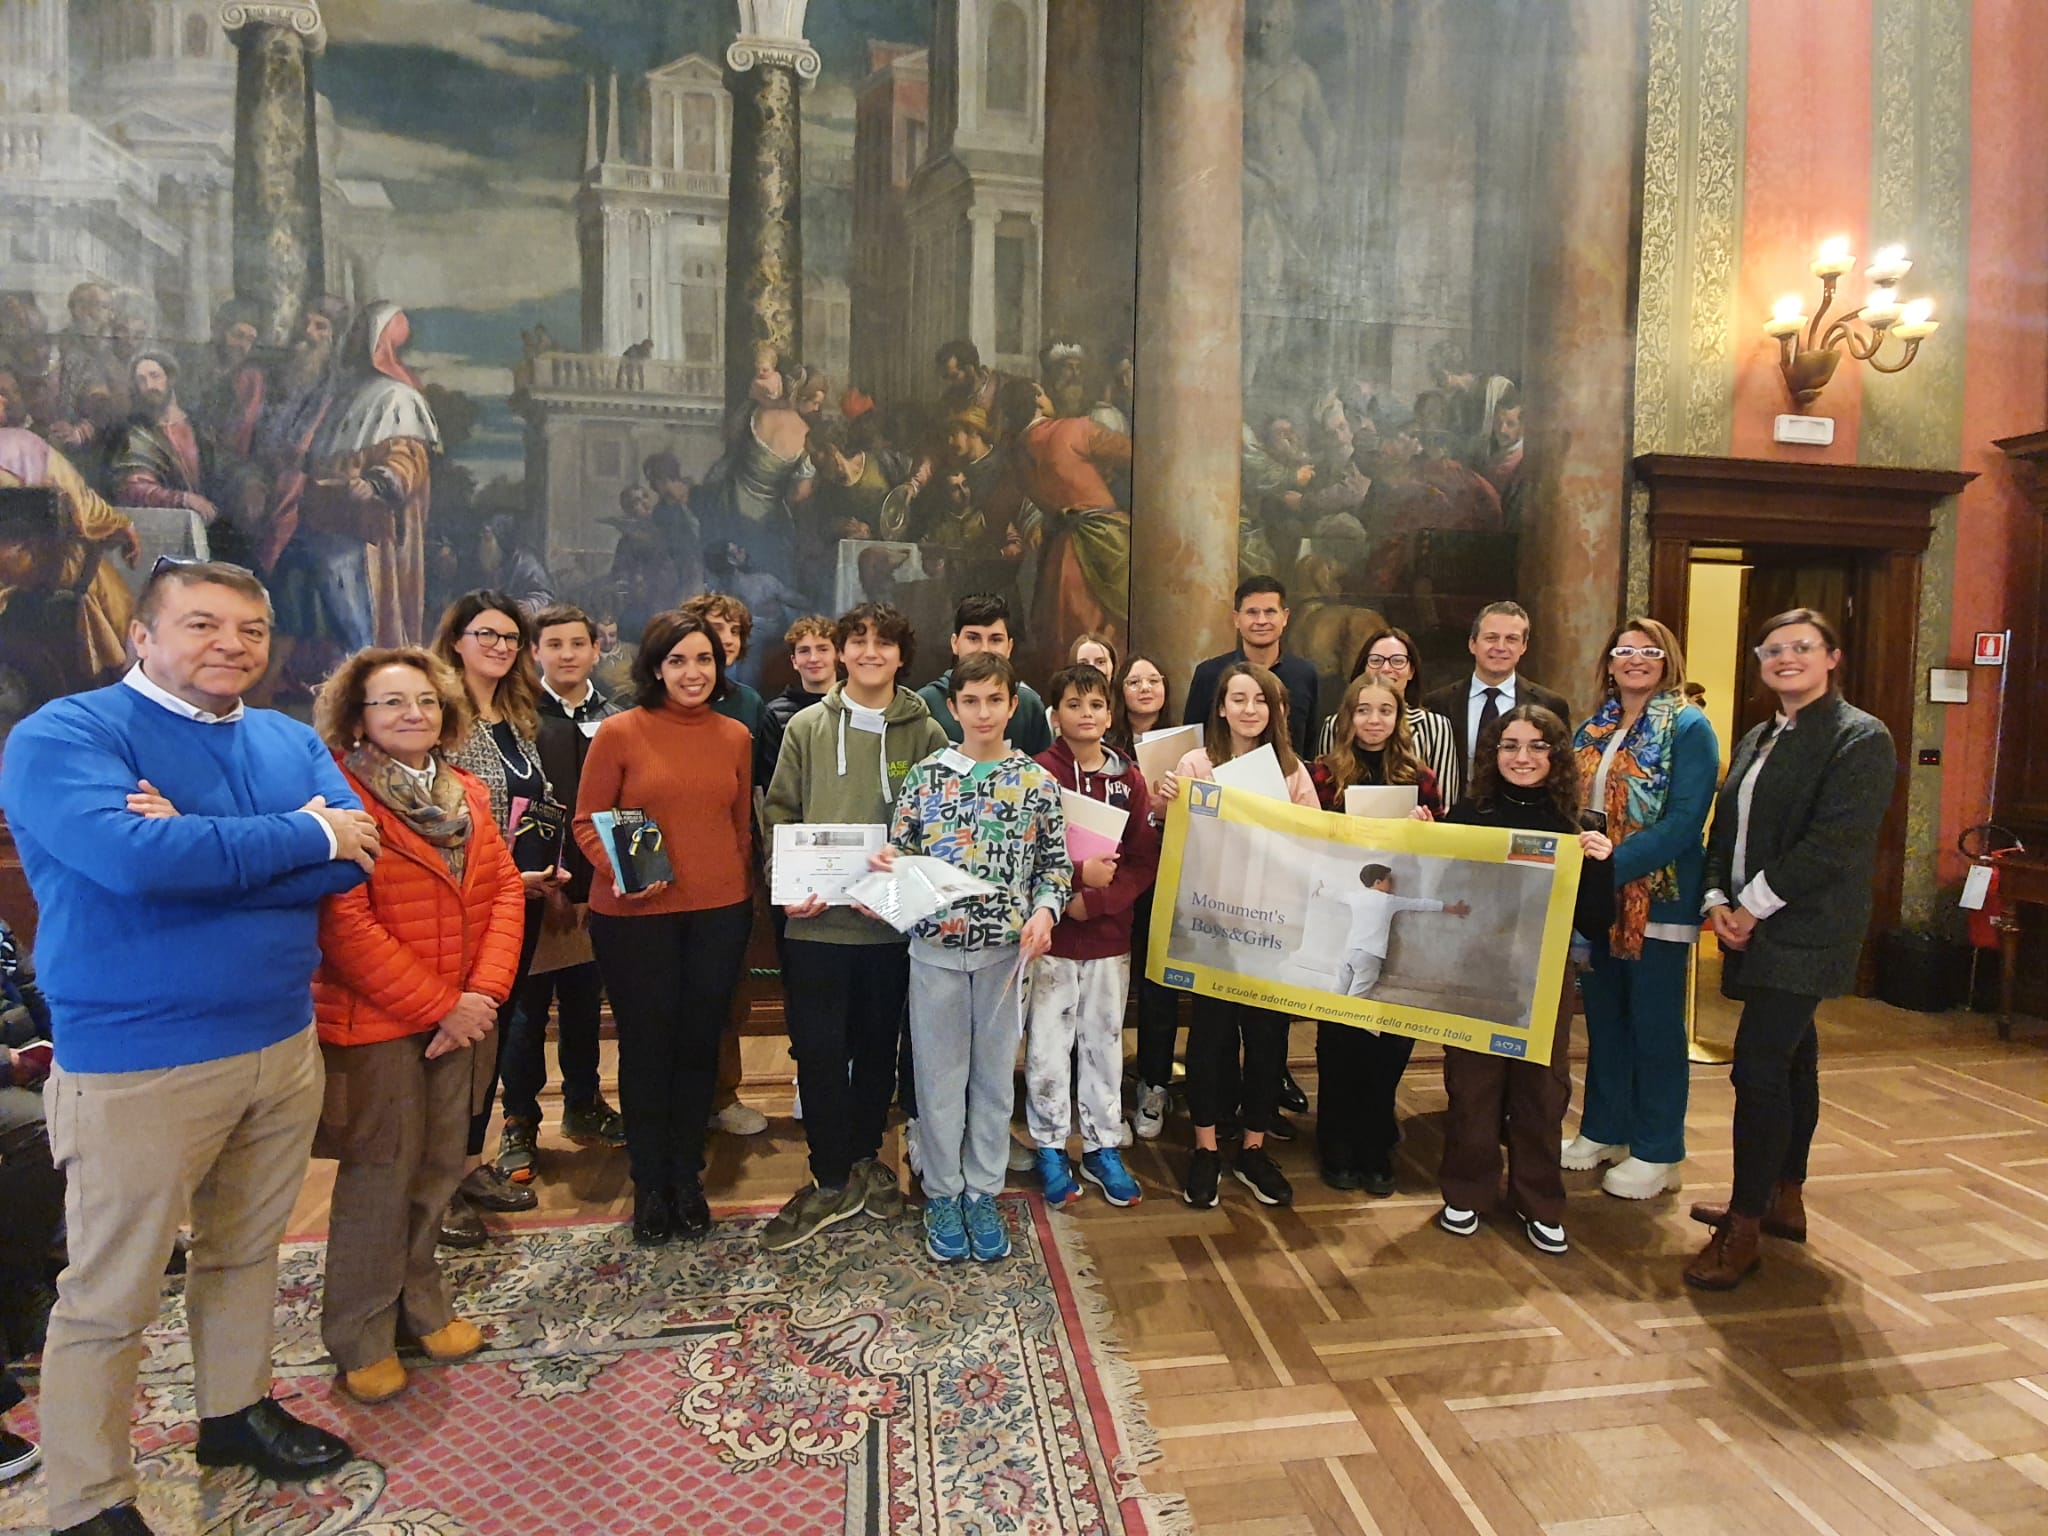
[1756,639,1828,661]
[462,627,522,650]
[1609,646,1666,660]
[1498,740,1553,756]
[1364,653,1413,671]
[149,554,257,579]
[363,694,443,712]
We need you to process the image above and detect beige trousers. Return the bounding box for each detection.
[317,1032,471,1372]
[42,1025,322,1529]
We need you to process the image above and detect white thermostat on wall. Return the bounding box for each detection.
[1773,414,1837,446]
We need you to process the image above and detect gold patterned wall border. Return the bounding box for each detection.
[1629,0,1745,605]
[1862,0,1971,925]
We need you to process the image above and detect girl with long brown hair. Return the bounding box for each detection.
[1311,673,1444,817]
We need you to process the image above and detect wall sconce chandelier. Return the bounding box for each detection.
[1764,238,1940,408]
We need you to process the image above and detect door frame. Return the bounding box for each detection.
[1634,454,1975,984]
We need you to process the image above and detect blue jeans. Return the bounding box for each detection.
[1578,937,1692,1164]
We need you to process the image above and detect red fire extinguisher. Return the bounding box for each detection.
[1959,824,2025,951]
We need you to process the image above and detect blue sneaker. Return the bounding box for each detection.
[923,1194,969,1263]
[1034,1146,1081,1206]
[962,1193,1010,1262]
[1081,1147,1143,1207]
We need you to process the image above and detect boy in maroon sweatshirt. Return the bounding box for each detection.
[1027,664,1160,1206]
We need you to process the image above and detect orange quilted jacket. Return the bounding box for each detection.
[313,762,527,1048]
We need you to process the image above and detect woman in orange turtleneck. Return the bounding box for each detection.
[574,610,753,1248]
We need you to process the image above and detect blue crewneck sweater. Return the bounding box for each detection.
[0,682,366,1071]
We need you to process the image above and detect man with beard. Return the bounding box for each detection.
[302,302,440,646]
[1476,381,1525,526]
[194,301,266,459]
[1040,340,1091,419]
[55,284,123,426]
[106,354,237,557]
[252,297,348,574]
[935,338,1008,416]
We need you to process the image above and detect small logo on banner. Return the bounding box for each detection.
[1506,833,1557,865]
[1163,967,1195,989]
[1190,782,1223,817]
[1489,1033,1528,1057]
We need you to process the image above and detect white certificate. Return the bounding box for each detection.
[771,823,888,905]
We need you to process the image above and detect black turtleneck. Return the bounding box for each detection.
[1446,785,1614,937]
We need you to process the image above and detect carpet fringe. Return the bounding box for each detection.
[1045,1213,1198,1536]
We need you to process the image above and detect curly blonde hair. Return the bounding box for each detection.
[315,646,473,755]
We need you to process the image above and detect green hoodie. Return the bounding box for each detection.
[762,681,948,945]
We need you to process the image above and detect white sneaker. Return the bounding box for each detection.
[714,1101,768,1136]
[1007,1138,1036,1173]
[1524,1217,1569,1255]
[1134,1083,1168,1140]
[905,1116,923,1177]
[1602,1157,1677,1200]
[1114,1119,1134,1149]
[1560,1135,1627,1171]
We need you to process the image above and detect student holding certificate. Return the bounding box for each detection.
[758,603,946,1253]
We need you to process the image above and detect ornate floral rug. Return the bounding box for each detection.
[2,1198,1185,1536]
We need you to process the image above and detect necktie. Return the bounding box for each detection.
[1474,686,1502,764]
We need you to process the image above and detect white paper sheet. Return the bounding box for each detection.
[1344,784,1420,819]
[1060,789,1129,863]
[846,856,1000,932]
[1210,743,1291,803]
[1134,724,1201,791]
[771,823,887,906]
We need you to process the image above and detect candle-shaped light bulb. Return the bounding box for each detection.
[1862,286,1902,327]
[1894,298,1939,341]
[1764,294,1807,338]
[1866,244,1912,284]
[1812,235,1855,278]
[1900,298,1933,326]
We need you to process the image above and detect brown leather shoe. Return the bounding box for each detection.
[1683,1213,1762,1291]
[1688,1181,1806,1243]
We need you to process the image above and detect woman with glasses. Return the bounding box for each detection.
[308,647,525,1402]
[1322,627,1462,806]
[1432,706,1613,1256]
[428,592,560,1243]
[1565,619,1718,1201]
[1685,608,1893,1291]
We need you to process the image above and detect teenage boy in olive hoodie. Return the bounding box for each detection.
[759,602,948,1251]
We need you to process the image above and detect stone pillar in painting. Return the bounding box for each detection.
[1130,0,1245,686]
[1516,0,1641,692]
[220,0,326,350]
[1039,0,1141,358]
[723,2,820,412]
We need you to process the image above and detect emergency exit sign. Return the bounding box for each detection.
[1974,632,2008,666]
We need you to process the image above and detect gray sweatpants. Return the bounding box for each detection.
[908,941,1024,1200]
[1335,949,1384,998]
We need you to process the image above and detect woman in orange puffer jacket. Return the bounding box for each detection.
[309,646,526,1405]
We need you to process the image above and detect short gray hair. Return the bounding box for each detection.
[135,560,274,630]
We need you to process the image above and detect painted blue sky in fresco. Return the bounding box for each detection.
[317,0,927,477]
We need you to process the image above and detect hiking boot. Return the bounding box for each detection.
[1133,1082,1168,1140]
[857,1157,905,1219]
[561,1098,627,1148]
[1691,1181,1807,1243]
[1684,1213,1763,1290]
[924,1194,969,1262]
[963,1193,1010,1262]
[1081,1147,1142,1207]
[459,1163,536,1212]
[1182,1148,1221,1208]
[1034,1146,1081,1206]
[494,1117,539,1184]
[760,1179,867,1253]
[1232,1146,1293,1207]
[341,1357,407,1404]
[417,1319,484,1362]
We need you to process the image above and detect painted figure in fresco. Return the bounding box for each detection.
[1040,339,1092,419]
[54,282,124,426]
[936,338,1011,418]
[1243,0,1334,390]
[194,299,268,460]
[106,354,232,552]
[695,350,810,600]
[303,301,441,647]
[604,483,679,638]
[0,428,141,709]
[475,513,555,616]
[643,451,706,600]
[1477,379,1525,526]
[993,376,1132,676]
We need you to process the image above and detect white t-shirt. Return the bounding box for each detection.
[1336,887,1445,958]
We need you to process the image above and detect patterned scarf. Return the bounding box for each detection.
[1573,690,1682,959]
[345,742,472,880]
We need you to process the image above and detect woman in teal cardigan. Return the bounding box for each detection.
[1564,618,1719,1200]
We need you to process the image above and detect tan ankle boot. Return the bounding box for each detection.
[1683,1213,1762,1290]
[1687,1181,1806,1243]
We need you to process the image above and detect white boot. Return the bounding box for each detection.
[1560,1135,1627,1171]
[1602,1157,1678,1200]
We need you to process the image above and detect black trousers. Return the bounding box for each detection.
[502,960,605,1122]
[1130,887,1184,1088]
[590,901,753,1190]
[467,905,540,1157]
[783,939,911,1189]
[1729,986,1822,1216]
[1315,1022,1415,1174]
[1186,998,1285,1134]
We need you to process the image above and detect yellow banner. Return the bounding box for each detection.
[1145,784,1585,1064]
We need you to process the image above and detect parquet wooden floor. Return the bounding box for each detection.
[286,986,2048,1536]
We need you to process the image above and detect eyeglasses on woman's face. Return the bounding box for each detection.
[1364,651,1412,672]
[463,626,521,651]
[1497,739,1553,757]
[363,693,443,713]
[1609,646,1665,660]
[1755,638,1827,661]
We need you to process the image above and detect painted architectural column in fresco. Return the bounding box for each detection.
[723,6,821,409]
[1517,0,1640,693]
[1040,0,1141,356]
[220,0,326,350]
[1130,0,1245,685]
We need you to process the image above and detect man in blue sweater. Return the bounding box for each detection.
[0,561,381,1536]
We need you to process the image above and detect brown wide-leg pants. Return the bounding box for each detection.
[1439,969,1576,1225]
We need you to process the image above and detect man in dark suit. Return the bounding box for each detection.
[1423,600,1572,778]
[1182,575,1322,759]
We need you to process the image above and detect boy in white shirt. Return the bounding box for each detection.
[1317,863,1471,998]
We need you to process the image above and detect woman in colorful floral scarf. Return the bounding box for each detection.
[1564,618,1718,1201]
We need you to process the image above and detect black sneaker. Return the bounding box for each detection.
[0,1429,39,1483]
[1182,1148,1221,1208]
[1278,1066,1310,1115]
[1320,1164,1364,1192]
[1263,1112,1298,1144]
[1362,1167,1398,1199]
[1233,1146,1293,1206]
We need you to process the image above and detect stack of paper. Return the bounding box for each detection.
[1134,724,1200,790]
[846,856,999,933]
[1344,784,1420,819]
[1060,790,1129,863]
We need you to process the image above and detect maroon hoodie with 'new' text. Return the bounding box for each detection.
[1034,738,1160,961]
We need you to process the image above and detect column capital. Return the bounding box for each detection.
[220,0,326,51]
[726,36,822,80]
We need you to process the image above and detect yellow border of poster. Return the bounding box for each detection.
[1144,786,1585,1065]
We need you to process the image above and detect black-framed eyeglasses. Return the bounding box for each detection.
[462,626,522,650]
[1364,653,1413,671]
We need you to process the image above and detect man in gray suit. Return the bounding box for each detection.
[1423,601,1573,778]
